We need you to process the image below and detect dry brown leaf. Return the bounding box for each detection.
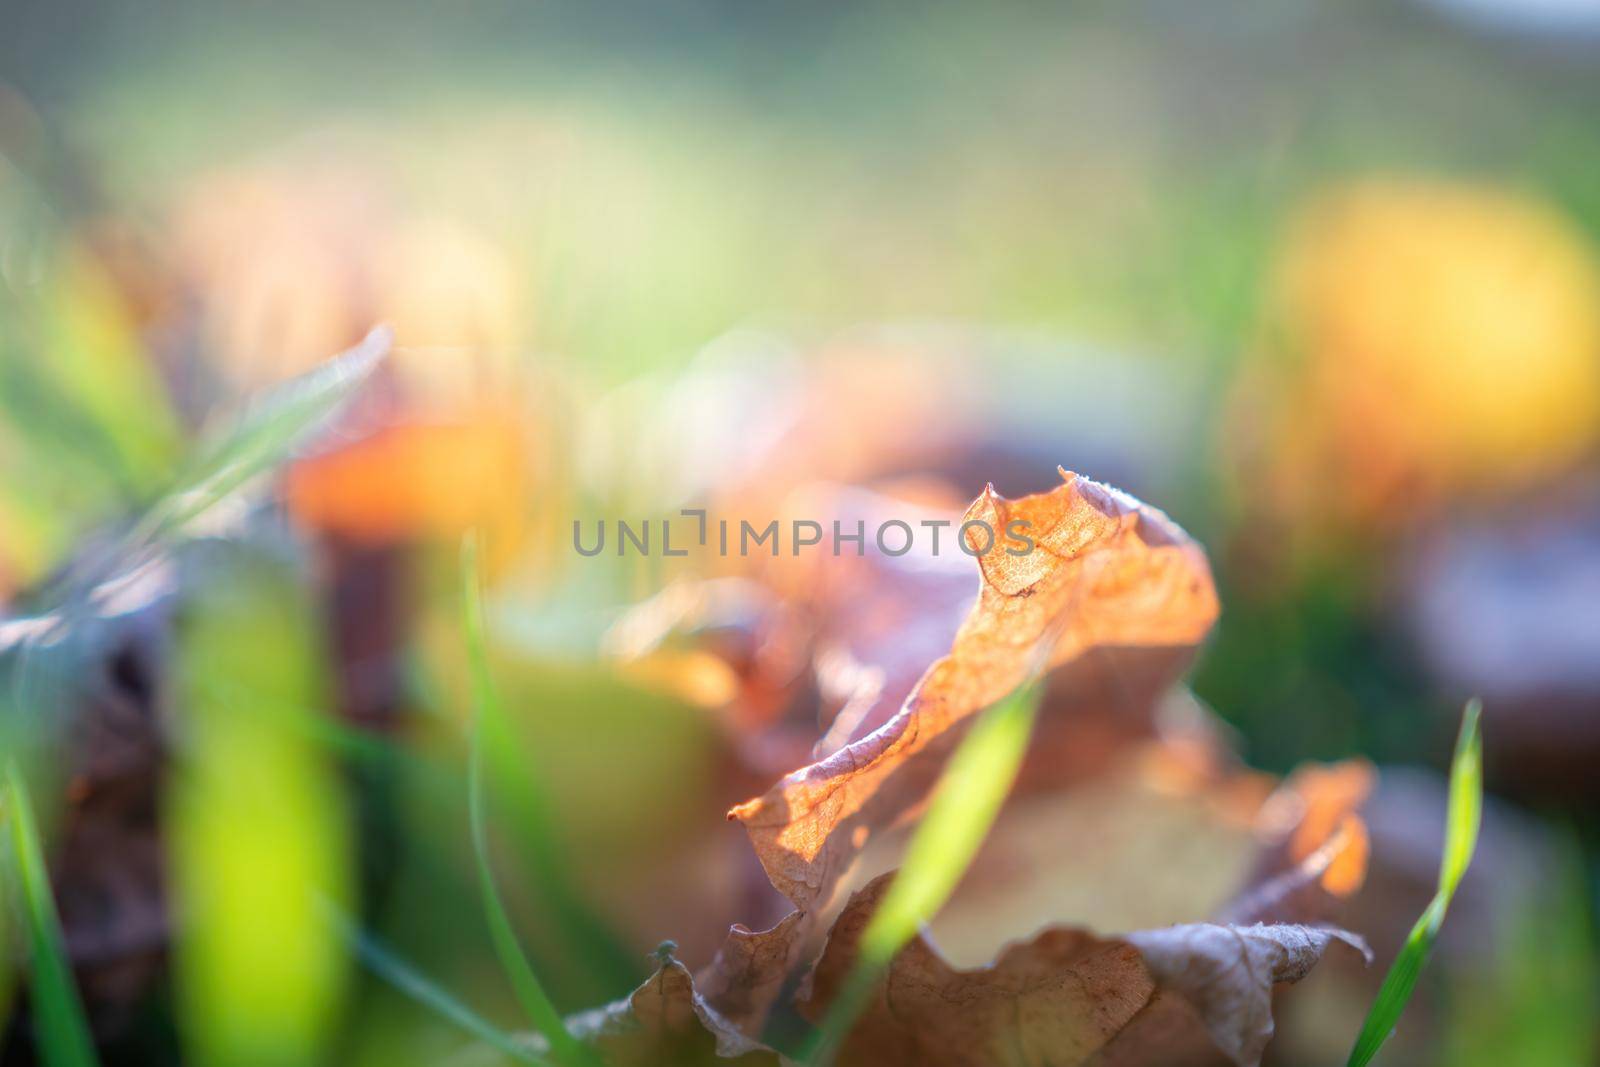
[677,472,1219,1033]
[729,470,1218,912]
[556,954,789,1066]
[1081,990,1231,1067]
[796,873,1156,1067]
[798,872,1365,1067]
[691,716,1370,1045]
[695,911,809,1039]
[800,876,1363,1067]
[612,471,1371,1064]
[1120,922,1371,1067]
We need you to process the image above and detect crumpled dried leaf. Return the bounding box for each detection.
[611,469,1370,1065]
[729,470,1218,912]
[557,954,788,1066]
[799,872,1367,1067]
[695,742,1367,1048]
[1121,922,1371,1067]
[797,873,1154,1067]
[674,473,1222,1034]
[695,911,809,1039]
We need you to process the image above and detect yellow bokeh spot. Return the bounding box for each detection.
[1269,179,1600,518]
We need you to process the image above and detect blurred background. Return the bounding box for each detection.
[3,0,1600,1064]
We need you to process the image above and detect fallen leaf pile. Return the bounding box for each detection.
[577,469,1374,1066]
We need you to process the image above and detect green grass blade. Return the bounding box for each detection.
[0,824,11,1033]
[1346,699,1484,1067]
[167,549,353,1066]
[131,326,389,546]
[320,901,552,1066]
[801,680,1044,1065]
[461,538,600,1067]
[1438,700,1483,900]
[1,763,98,1067]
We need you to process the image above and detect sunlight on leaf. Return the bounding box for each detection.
[1346,700,1483,1067]
[729,472,1217,916]
[2,762,98,1067]
[802,680,1043,1065]
[462,536,601,1067]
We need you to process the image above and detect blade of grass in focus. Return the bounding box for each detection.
[801,680,1044,1065]
[1346,700,1483,1067]
[461,537,601,1067]
[321,901,552,1067]
[1,762,98,1067]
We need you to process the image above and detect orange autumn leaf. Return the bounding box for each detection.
[728,469,1219,912]
[602,470,1372,1064]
